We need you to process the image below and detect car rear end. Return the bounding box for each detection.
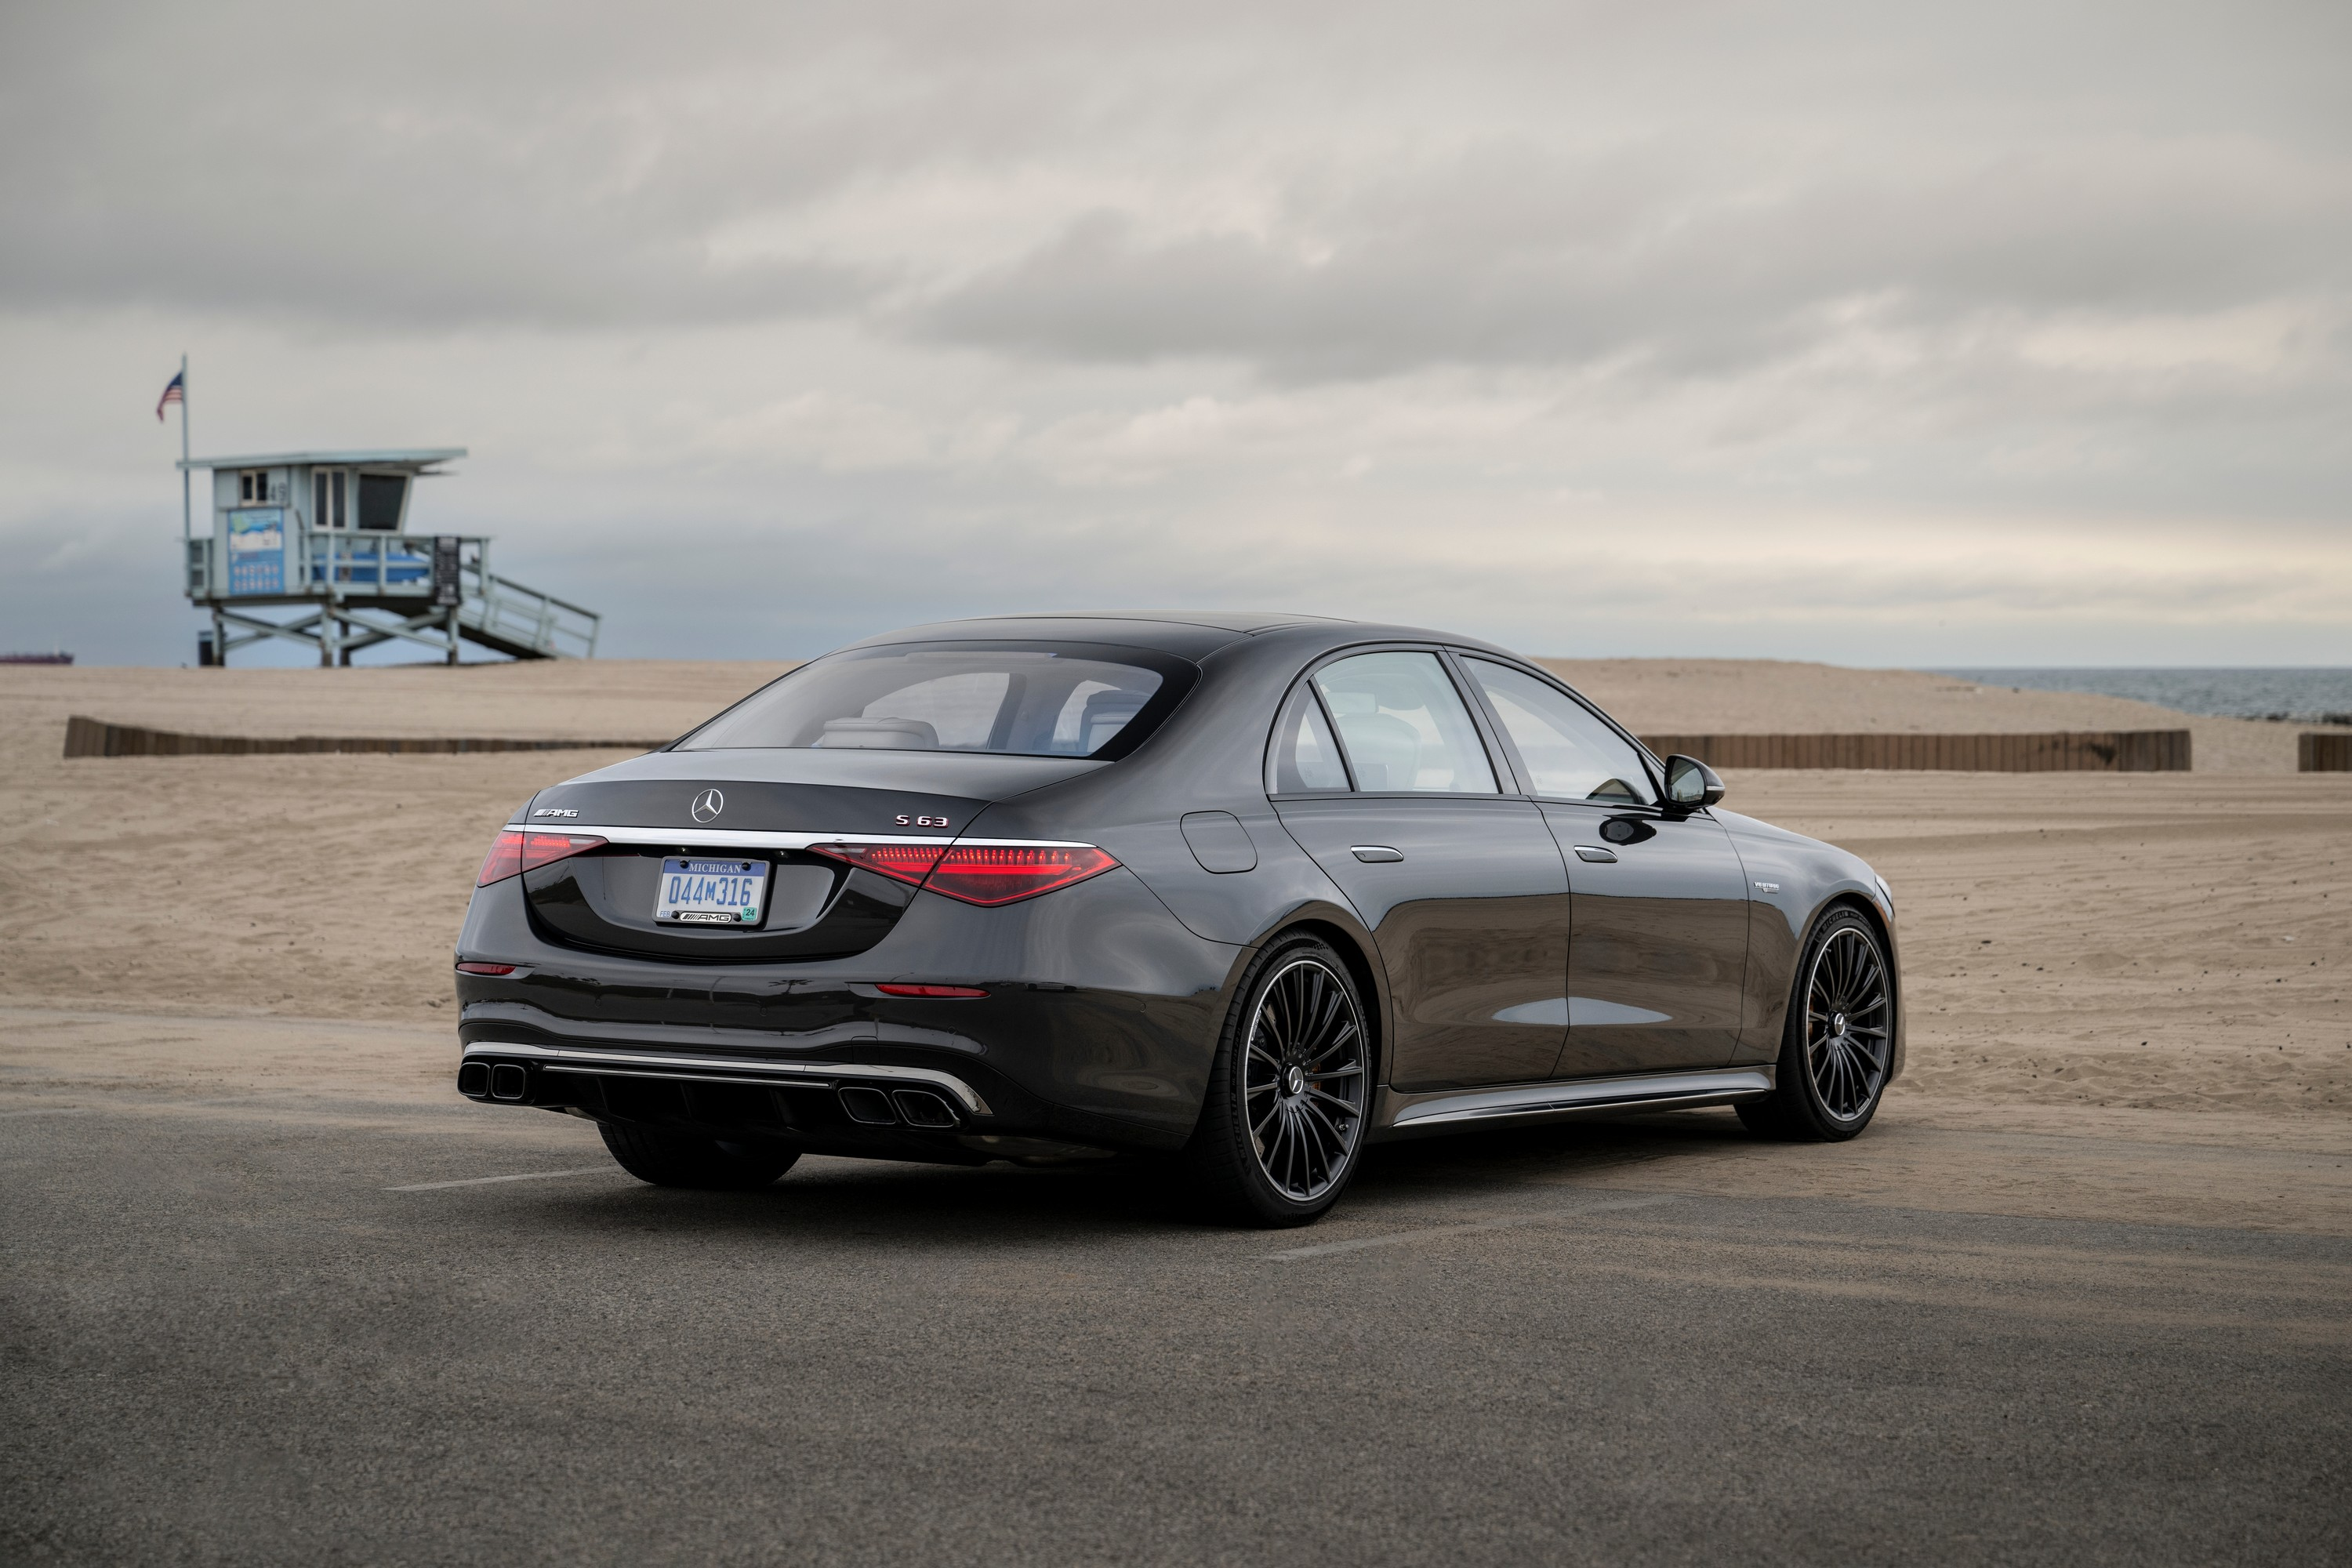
[450,636,1243,1164]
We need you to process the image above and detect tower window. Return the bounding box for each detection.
[358,474,408,531]
[314,470,347,528]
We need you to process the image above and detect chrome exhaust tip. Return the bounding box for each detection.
[837,1086,898,1125]
[891,1089,960,1128]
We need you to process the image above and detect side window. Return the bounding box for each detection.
[1267,681,1352,793]
[1312,651,1498,794]
[1461,658,1656,805]
[1050,679,1152,755]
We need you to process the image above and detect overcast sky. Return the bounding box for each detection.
[2,0,2346,666]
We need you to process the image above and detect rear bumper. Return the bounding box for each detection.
[456,1036,1024,1165]
[465,1040,993,1115]
[452,868,1248,1155]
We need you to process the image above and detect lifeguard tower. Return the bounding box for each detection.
[180,448,600,666]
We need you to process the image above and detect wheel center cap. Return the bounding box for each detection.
[1285,1065,1305,1097]
[1831,1012,1848,1036]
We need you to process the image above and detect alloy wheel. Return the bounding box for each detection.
[1243,957,1368,1202]
[1803,924,1891,1121]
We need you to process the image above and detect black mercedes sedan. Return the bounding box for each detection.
[453,612,1901,1225]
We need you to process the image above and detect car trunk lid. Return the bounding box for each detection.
[514,747,1102,962]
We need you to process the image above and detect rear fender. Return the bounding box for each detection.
[1221,899,1392,1093]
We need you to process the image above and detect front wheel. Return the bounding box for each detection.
[1738,908,1894,1142]
[1180,936,1373,1227]
[599,1124,800,1189]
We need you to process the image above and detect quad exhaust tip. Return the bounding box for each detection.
[892,1089,960,1128]
[837,1086,897,1125]
[456,1061,491,1099]
[489,1062,529,1102]
[836,1084,962,1128]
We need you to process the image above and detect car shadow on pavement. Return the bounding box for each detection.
[1350,1106,1757,1199]
[500,1108,1764,1243]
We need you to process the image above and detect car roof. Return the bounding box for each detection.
[840,611,1353,659]
[837,612,1541,668]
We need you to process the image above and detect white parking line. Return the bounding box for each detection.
[387,1166,618,1192]
[1264,1192,1680,1261]
[0,1106,89,1118]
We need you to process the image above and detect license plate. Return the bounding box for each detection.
[655,858,768,925]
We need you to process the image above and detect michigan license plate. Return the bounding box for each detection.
[655,858,768,925]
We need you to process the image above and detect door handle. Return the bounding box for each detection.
[1573,844,1617,863]
[1350,845,1404,863]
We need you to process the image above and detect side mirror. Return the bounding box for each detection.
[1663,754,1725,811]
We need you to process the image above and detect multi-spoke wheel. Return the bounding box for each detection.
[1739,909,1896,1142]
[1242,956,1370,1203]
[1803,924,1892,1122]
[1183,935,1371,1225]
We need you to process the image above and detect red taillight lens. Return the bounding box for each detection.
[922,845,1120,906]
[475,830,608,886]
[875,983,989,998]
[808,841,949,885]
[456,961,517,976]
[808,841,1120,906]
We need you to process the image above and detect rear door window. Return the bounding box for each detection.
[1308,651,1497,794]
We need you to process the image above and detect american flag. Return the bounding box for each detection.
[155,370,184,422]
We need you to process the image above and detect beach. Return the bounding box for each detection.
[7,655,2350,1568]
[2,656,2346,1129]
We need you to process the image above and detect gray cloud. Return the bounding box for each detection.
[12,0,2345,353]
[917,141,2350,380]
[1,0,2347,666]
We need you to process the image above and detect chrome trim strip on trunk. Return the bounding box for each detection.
[503,824,1094,852]
[1372,1066,1774,1138]
[460,1040,993,1116]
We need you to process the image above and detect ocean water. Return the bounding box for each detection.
[1933,668,2352,724]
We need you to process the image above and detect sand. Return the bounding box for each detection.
[1730,770,2352,1116]
[2,659,2347,1137]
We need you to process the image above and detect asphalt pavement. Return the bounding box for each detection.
[3,1087,2347,1566]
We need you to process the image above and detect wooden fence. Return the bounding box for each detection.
[63,715,666,759]
[1636,730,2192,772]
[63,713,2201,773]
[2301,734,2352,772]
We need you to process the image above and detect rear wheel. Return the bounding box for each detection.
[1181,935,1372,1227]
[599,1124,799,1189]
[1738,908,1893,1142]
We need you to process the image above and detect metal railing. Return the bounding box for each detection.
[187,530,599,659]
[463,567,601,659]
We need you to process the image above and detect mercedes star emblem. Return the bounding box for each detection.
[690,789,724,823]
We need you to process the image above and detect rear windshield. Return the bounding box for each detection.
[676,641,1196,760]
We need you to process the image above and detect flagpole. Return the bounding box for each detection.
[178,353,191,543]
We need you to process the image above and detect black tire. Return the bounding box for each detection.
[1179,935,1374,1227]
[599,1124,800,1189]
[1738,907,1894,1142]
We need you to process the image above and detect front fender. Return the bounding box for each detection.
[1716,811,1904,1079]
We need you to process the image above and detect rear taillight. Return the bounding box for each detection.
[924,845,1119,905]
[875,983,988,998]
[809,842,1119,906]
[476,829,608,887]
[806,841,948,886]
